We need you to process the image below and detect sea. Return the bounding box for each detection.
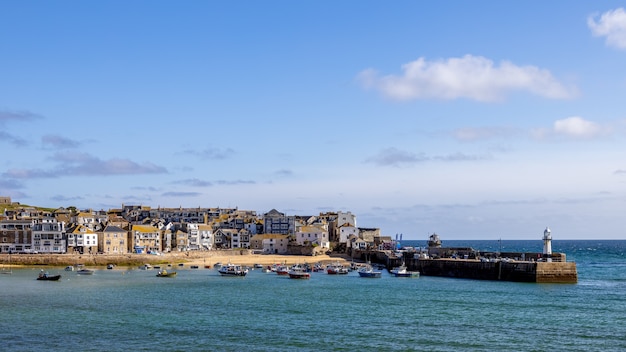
[0,240,624,352]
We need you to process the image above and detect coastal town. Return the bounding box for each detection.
[0,196,391,258]
[0,196,578,283]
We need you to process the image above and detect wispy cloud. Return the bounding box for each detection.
[275,169,293,176]
[0,110,41,124]
[42,135,80,149]
[173,178,213,187]
[614,169,626,175]
[162,191,202,197]
[131,186,160,192]
[2,152,168,179]
[365,147,428,167]
[588,8,626,50]
[532,116,610,140]
[215,180,255,185]
[357,55,575,102]
[51,195,84,202]
[452,127,518,142]
[182,146,235,160]
[365,147,489,167]
[0,131,28,146]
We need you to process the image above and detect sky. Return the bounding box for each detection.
[1,2,626,240]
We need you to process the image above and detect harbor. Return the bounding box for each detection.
[362,228,578,283]
[0,239,622,352]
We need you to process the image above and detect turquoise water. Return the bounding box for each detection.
[1,240,625,352]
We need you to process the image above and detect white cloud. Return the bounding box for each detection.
[588,8,626,50]
[553,116,604,138]
[532,116,610,140]
[357,55,575,102]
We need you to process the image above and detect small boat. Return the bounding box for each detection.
[288,268,311,279]
[106,264,115,270]
[190,265,199,269]
[358,265,382,278]
[204,265,212,269]
[64,265,74,271]
[37,270,61,281]
[327,264,349,275]
[275,265,289,275]
[390,265,419,278]
[77,269,95,275]
[218,263,248,277]
[140,264,153,270]
[156,270,177,277]
[254,263,263,269]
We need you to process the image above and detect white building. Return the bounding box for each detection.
[295,225,330,249]
[32,217,66,254]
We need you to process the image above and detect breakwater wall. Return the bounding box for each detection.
[379,253,577,283]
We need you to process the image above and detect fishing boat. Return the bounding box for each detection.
[390,264,420,278]
[288,268,311,279]
[156,269,177,277]
[218,263,248,277]
[358,265,382,278]
[275,265,289,275]
[327,264,349,275]
[37,270,61,281]
[77,268,95,275]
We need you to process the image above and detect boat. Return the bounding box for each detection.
[358,265,382,278]
[275,265,289,275]
[288,266,311,279]
[218,263,248,277]
[37,270,61,281]
[254,263,263,269]
[190,265,199,269]
[77,268,95,275]
[390,264,420,278]
[106,264,115,270]
[140,264,153,270]
[327,264,349,275]
[156,269,177,277]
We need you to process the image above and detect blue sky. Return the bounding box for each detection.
[2,2,626,240]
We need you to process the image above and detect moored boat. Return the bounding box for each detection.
[327,264,349,275]
[390,265,419,278]
[218,263,248,277]
[77,268,95,275]
[288,269,311,279]
[156,269,177,277]
[275,265,289,275]
[358,265,382,278]
[37,270,61,281]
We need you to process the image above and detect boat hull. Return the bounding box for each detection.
[358,271,382,278]
[37,275,61,281]
[156,272,177,277]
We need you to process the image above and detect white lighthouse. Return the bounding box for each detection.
[543,227,552,256]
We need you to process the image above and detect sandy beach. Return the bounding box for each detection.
[0,251,354,268]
